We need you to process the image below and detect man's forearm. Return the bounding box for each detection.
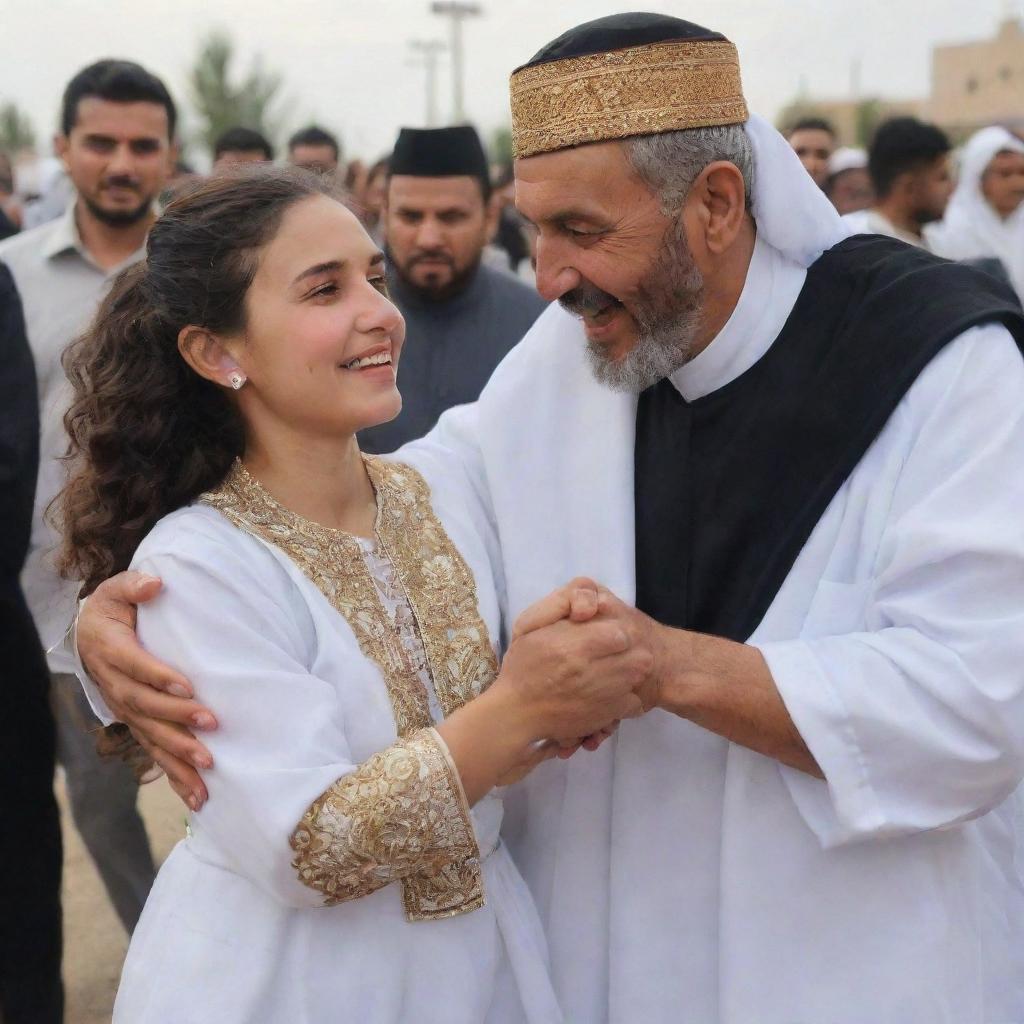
[657,629,823,778]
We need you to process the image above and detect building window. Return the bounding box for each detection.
[1000,66,1013,82]
[966,76,979,94]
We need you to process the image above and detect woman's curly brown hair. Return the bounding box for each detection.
[56,166,335,594]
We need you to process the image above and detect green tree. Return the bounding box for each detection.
[188,32,286,155]
[853,99,883,148]
[0,101,36,154]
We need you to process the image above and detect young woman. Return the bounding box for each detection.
[57,168,643,1022]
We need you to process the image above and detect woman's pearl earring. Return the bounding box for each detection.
[228,371,246,391]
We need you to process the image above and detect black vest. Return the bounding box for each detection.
[634,235,1024,642]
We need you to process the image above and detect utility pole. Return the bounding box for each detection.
[430,1,482,122]
[409,40,447,126]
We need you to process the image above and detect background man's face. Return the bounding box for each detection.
[290,144,338,175]
[57,97,173,226]
[908,153,954,225]
[982,150,1024,218]
[828,167,873,215]
[788,128,834,189]
[385,175,495,299]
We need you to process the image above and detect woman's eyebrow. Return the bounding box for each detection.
[292,259,346,286]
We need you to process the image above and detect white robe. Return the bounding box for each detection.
[426,233,1024,1023]
[927,126,1024,302]
[99,459,562,1024]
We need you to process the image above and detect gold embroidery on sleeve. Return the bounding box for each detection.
[200,458,497,920]
[289,728,483,915]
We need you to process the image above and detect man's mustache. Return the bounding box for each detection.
[408,250,453,268]
[101,175,142,191]
[559,280,620,319]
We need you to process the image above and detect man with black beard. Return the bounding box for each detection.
[0,58,174,935]
[843,117,953,248]
[358,125,546,453]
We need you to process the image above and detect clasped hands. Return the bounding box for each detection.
[77,573,668,810]
[489,578,667,783]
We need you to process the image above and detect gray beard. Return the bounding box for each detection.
[584,219,705,394]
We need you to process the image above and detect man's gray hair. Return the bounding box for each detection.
[624,125,754,216]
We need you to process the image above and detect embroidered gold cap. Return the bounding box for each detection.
[510,13,748,159]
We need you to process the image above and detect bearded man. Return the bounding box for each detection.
[358,125,546,453]
[75,14,1024,1023]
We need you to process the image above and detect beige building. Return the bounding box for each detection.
[929,18,1024,137]
[781,18,1024,144]
[783,98,922,147]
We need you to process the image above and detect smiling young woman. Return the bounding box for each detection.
[53,166,642,1023]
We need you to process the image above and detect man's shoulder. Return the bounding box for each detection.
[817,235,1023,338]
[0,219,60,279]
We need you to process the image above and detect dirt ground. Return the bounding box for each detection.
[58,772,183,1024]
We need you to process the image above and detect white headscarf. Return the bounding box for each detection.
[744,113,852,269]
[926,126,1024,299]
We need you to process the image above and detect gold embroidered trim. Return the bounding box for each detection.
[510,39,748,158]
[201,459,433,736]
[365,458,499,720]
[200,457,497,920]
[289,728,483,915]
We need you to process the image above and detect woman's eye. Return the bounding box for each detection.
[369,277,389,295]
[309,283,338,299]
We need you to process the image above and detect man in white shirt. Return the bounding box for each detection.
[0,58,175,933]
[843,116,954,247]
[74,14,1024,1022]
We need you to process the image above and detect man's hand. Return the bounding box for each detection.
[512,577,670,716]
[497,583,652,741]
[79,571,218,809]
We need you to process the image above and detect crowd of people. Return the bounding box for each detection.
[786,112,1024,293]
[2,11,1024,1024]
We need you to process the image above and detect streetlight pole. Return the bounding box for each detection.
[430,1,482,123]
[409,40,447,126]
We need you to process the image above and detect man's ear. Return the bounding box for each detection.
[166,138,181,177]
[893,169,919,208]
[55,133,70,172]
[177,326,243,389]
[693,161,747,256]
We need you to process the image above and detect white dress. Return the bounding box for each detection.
[110,457,562,1024]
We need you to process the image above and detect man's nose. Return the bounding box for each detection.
[107,143,136,177]
[533,236,581,302]
[415,217,445,250]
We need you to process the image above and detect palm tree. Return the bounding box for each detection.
[188,32,286,155]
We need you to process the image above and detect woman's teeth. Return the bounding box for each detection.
[343,352,392,370]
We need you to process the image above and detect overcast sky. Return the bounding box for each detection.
[0,0,1014,161]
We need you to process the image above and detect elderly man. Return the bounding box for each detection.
[75,13,1024,1023]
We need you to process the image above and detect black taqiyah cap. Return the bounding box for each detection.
[389,125,489,181]
[518,12,725,72]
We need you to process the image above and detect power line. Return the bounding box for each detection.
[429,1,482,123]
[408,40,447,126]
